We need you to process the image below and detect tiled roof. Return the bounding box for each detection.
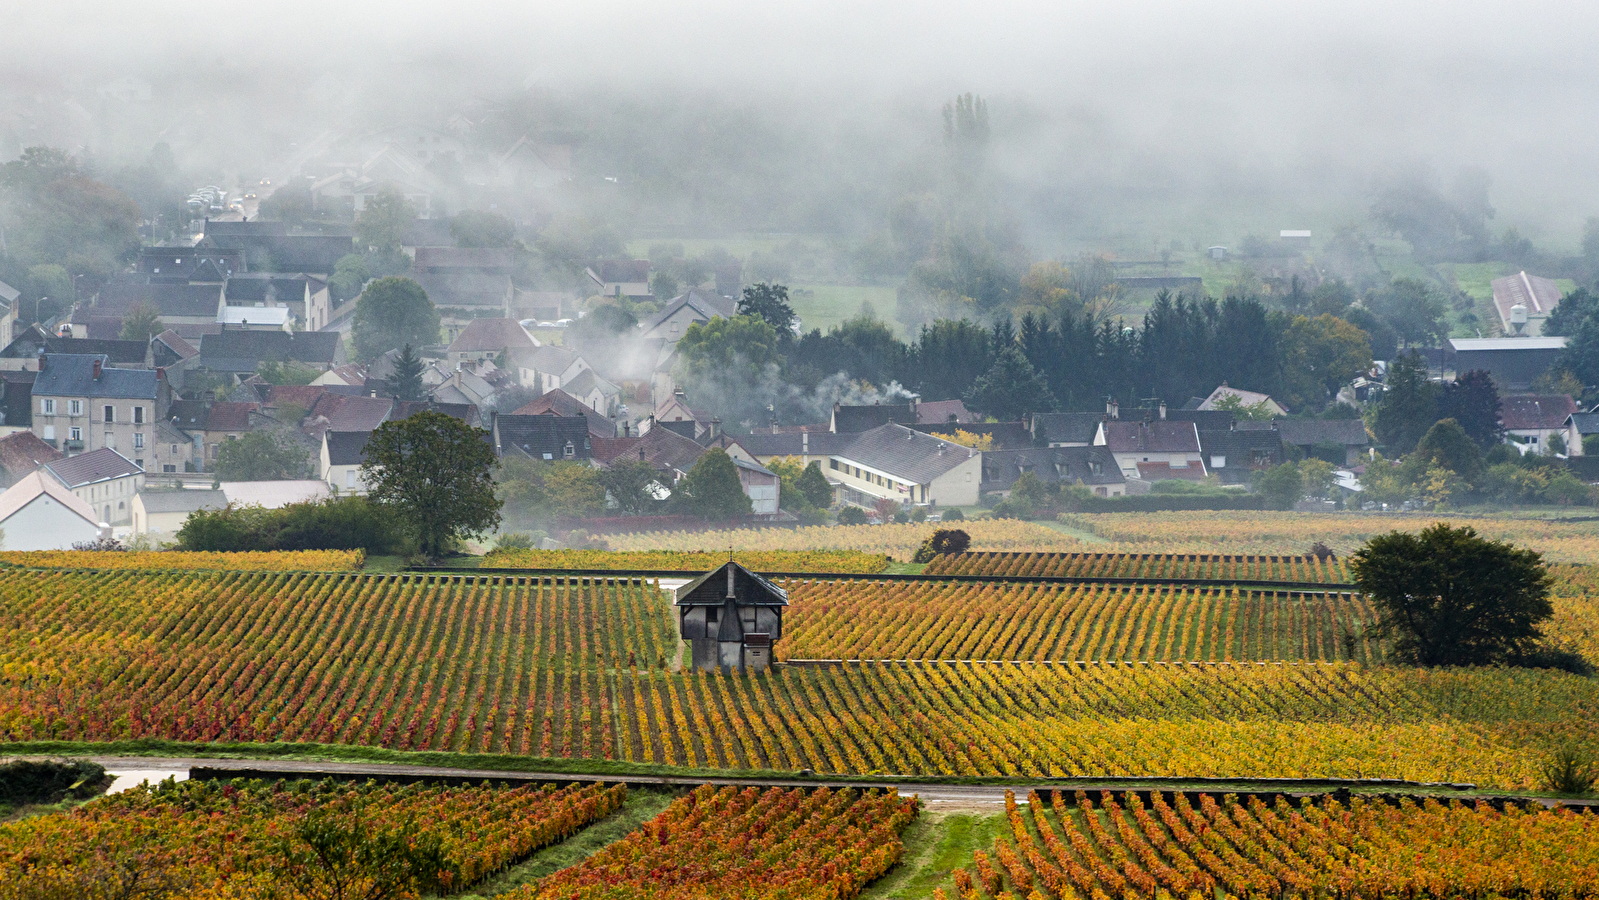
[510,388,616,438]
[33,354,158,400]
[0,431,63,479]
[1568,412,1599,436]
[166,399,209,432]
[303,394,394,439]
[414,247,517,271]
[981,446,1123,491]
[205,402,259,432]
[223,274,312,304]
[494,414,592,460]
[1100,420,1201,454]
[137,489,226,514]
[1031,412,1105,445]
[639,288,734,332]
[736,431,856,458]
[1136,461,1209,481]
[1270,418,1369,447]
[43,447,143,488]
[153,329,199,360]
[448,318,539,354]
[834,423,976,484]
[832,403,916,433]
[1501,394,1579,431]
[198,329,342,369]
[412,272,512,308]
[915,422,1033,450]
[592,425,705,473]
[323,431,372,466]
[0,471,98,525]
[915,399,975,425]
[98,282,224,318]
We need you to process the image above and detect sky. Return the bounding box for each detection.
[5,0,1598,245]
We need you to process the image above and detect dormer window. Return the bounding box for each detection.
[563,440,576,459]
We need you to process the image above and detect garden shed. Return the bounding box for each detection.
[675,560,788,672]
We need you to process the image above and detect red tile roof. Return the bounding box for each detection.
[206,401,259,433]
[1500,394,1578,431]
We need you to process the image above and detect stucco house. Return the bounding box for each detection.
[827,423,982,509]
[0,471,106,550]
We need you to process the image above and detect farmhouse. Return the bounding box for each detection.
[0,470,106,549]
[675,560,787,673]
[828,423,982,508]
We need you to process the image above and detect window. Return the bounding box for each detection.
[69,426,81,441]
[105,432,115,450]
[69,400,82,416]
[104,405,114,423]
[41,399,55,415]
[43,425,55,441]
[345,471,356,488]
[163,465,176,473]
[171,444,179,454]
[133,406,144,425]
[1211,455,1226,468]
[135,459,143,469]
[563,440,576,460]
[133,433,144,449]
[707,607,718,624]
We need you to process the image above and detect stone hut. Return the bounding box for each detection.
[675,560,787,672]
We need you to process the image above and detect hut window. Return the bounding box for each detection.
[706,607,718,624]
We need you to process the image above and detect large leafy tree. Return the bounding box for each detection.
[215,431,310,481]
[965,347,1055,421]
[672,448,751,519]
[360,411,501,558]
[1413,418,1485,484]
[352,277,440,363]
[0,147,140,281]
[737,282,796,336]
[450,210,518,248]
[1280,313,1372,409]
[1351,523,1553,666]
[599,458,664,516]
[354,187,416,255]
[1369,278,1448,348]
[118,300,164,342]
[673,315,783,424]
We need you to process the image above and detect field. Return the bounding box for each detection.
[0,549,365,571]
[1059,511,1599,561]
[509,784,918,900]
[780,581,1383,662]
[608,520,1083,562]
[939,790,1599,900]
[923,551,1353,583]
[482,548,891,573]
[0,776,626,897]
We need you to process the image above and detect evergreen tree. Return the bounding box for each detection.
[965,347,1056,421]
[1414,418,1486,483]
[737,283,796,336]
[1437,369,1503,448]
[391,344,425,402]
[796,461,834,509]
[1373,351,1439,454]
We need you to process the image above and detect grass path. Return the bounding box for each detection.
[1033,519,1108,543]
[449,787,680,898]
[861,812,1003,900]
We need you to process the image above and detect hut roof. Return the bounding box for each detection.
[673,560,789,607]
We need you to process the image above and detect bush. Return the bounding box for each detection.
[177,498,407,554]
[836,506,869,525]
[913,528,971,563]
[1540,746,1597,795]
[494,532,535,551]
[939,508,964,521]
[0,758,108,807]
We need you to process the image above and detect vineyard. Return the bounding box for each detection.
[0,777,626,897]
[923,550,1353,583]
[509,784,918,900]
[606,519,1083,560]
[0,568,675,756]
[0,549,365,571]
[939,789,1599,900]
[481,548,890,573]
[1059,510,1599,561]
[779,580,1384,662]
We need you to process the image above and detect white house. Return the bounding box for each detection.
[0,471,106,550]
[132,489,226,536]
[41,447,146,526]
[827,423,982,509]
[1502,394,1580,455]
[321,431,372,494]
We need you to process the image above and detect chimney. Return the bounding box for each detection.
[92,358,103,380]
[156,366,165,381]
[1158,400,1167,420]
[1106,397,1118,419]
[36,351,45,371]
[710,418,721,439]
[801,431,808,454]
[725,563,737,599]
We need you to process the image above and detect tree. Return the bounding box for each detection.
[1373,351,1438,454]
[352,277,440,363]
[328,254,370,303]
[360,411,501,558]
[672,448,751,519]
[450,210,517,248]
[1544,286,1599,337]
[1351,523,1553,666]
[1437,369,1503,448]
[796,461,834,508]
[118,299,163,342]
[1253,462,1303,510]
[214,431,310,481]
[264,801,456,900]
[258,179,314,226]
[599,458,663,516]
[1299,458,1336,500]
[944,429,995,450]
[1209,392,1276,421]
[390,344,425,401]
[354,187,417,254]
[965,347,1055,421]
[1280,314,1372,409]
[1413,418,1485,484]
[649,270,679,301]
[737,283,797,335]
[673,315,783,424]
[1369,278,1448,348]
